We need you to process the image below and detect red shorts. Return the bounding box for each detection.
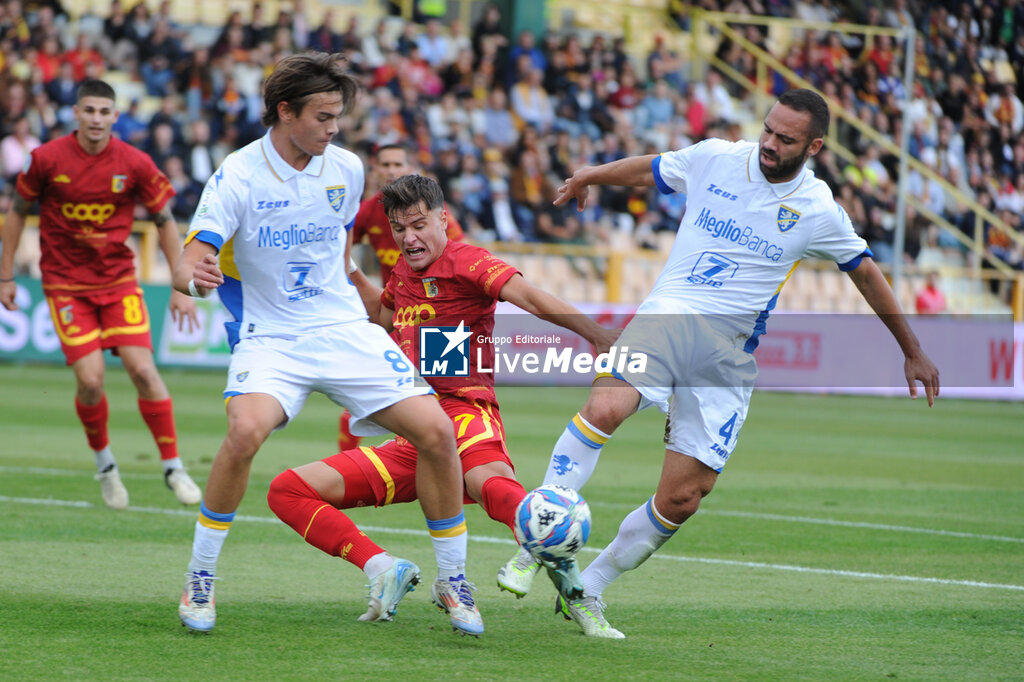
[323,398,513,507]
[46,282,153,365]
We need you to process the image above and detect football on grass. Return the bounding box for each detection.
[513,484,591,564]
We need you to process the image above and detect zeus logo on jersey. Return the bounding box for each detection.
[255,199,290,210]
[706,183,739,201]
[258,222,342,251]
[692,208,785,262]
[420,321,471,377]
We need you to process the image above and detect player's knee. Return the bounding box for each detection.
[579,398,629,435]
[408,418,457,459]
[658,485,706,524]
[267,470,298,515]
[76,382,104,404]
[221,422,268,462]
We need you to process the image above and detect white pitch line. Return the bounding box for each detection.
[4,462,1019,540]
[1,494,1022,593]
[700,509,1024,545]
[2,464,1024,544]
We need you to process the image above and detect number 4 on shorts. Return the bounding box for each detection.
[719,412,738,445]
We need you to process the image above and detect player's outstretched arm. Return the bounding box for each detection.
[0,194,32,311]
[152,206,198,332]
[846,258,940,406]
[553,154,659,212]
[498,273,620,354]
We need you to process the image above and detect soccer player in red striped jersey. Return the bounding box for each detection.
[267,174,618,628]
[0,79,202,509]
[337,144,465,451]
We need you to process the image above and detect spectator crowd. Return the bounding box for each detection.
[1,0,1022,288]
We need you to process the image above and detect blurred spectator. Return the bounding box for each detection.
[416,18,450,68]
[110,98,148,146]
[186,119,215,184]
[308,9,343,53]
[45,60,77,126]
[139,19,182,96]
[509,147,555,239]
[474,88,517,152]
[508,30,545,84]
[0,114,39,181]
[146,121,184,174]
[34,35,62,83]
[511,67,554,134]
[25,85,57,141]
[471,2,508,58]
[65,33,105,82]
[164,155,203,220]
[915,270,947,314]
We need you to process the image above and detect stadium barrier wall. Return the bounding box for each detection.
[1,278,1019,400]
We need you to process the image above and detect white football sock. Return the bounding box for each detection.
[162,456,184,473]
[542,413,611,491]
[94,446,116,473]
[582,496,679,598]
[363,552,395,580]
[188,522,230,573]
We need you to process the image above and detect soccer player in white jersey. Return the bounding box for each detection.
[172,53,478,635]
[496,89,940,638]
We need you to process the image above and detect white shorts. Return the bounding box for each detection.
[224,321,432,436]
[611,302,758,472]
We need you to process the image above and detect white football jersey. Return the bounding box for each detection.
[188,132,366,345]
[648,138,869,350]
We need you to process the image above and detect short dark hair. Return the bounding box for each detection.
[261,52,359,128]
[777,88,830,140]
[76,79,116,103]
[375,143,411,160]
[381,175,445,219]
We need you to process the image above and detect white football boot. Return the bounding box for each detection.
[496,547,541,598]
[165,469,202,505]
[358,558,420,622]
[431,575,484,636]
[95,466,128,510]
[179,570,218,632]
[556,594,625,639]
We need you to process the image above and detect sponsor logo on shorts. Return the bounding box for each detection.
[236,371,249,382]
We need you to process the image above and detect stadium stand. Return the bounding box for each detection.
[1,0,1021,318]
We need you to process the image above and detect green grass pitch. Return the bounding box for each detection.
[1,363,1022,681]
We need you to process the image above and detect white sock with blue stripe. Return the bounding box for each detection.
[542,412,611,491]
[426,512,468,581]
[582,496,679,598]
[188,502,236,573]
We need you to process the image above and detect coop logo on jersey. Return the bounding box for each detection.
[777,205,801,232]
[111,175,127,193]
[326,185,346,213]
[423,278,439,298]
[419,321,471,377]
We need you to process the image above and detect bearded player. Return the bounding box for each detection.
[0,79,202,509]
[267,174,618,629]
